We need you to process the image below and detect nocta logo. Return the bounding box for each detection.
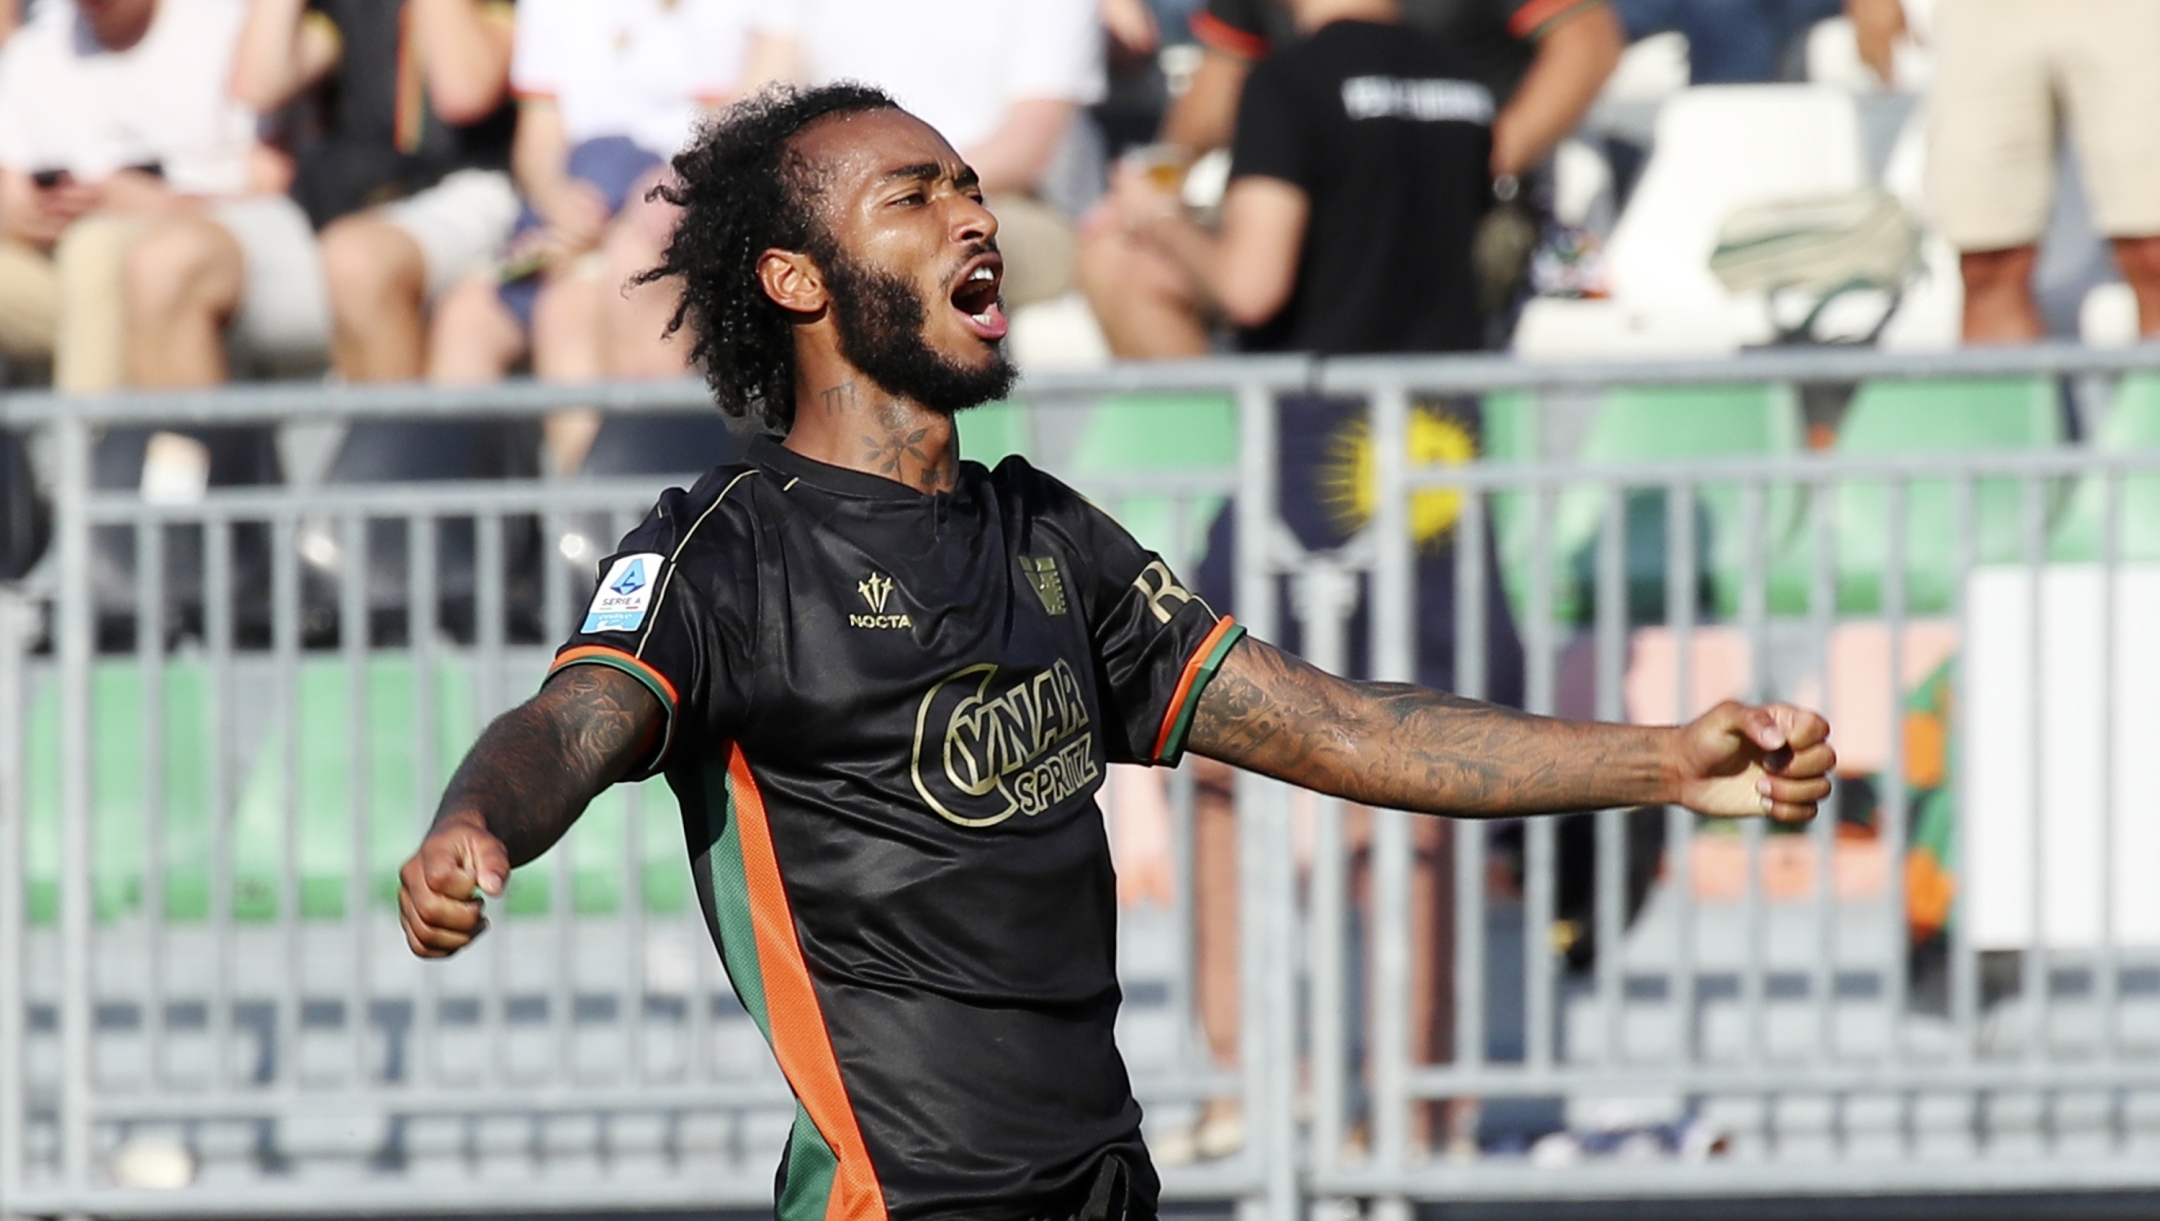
[851,572,912,629]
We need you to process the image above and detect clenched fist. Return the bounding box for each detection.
[398,812,511,958]
[1673,701,1836,823]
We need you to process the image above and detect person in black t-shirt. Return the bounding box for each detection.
[395,85,1836,1221]
[1105,0,1535,1158]
[1104,0,1507,356]
[1076,0,1618,360]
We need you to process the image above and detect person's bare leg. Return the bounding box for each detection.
[598,197,688,379]
[1075,223,1211,359]
[532,269,605,476]
[1959,245,2045,343]
[426,273,526,385]
[126,215,244,387]
[320,215,428,381]
[2111,235,2160,338]
[1192,757,1244,1140]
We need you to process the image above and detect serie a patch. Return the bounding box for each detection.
[584,553,665,632]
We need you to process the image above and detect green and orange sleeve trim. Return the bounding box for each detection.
[1191,9,1270,60]
[547,645,680,777]
[1152,617,1246,767]
[1507,0,1606,40]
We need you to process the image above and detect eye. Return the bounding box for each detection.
[893,190,926,207]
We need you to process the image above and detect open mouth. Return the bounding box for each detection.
[950,255,1008,341]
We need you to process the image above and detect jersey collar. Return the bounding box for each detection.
[752,435,966,503]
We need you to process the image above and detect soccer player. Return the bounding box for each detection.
[397,84,1835,1221]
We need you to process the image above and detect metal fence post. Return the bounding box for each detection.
[53,415,94,1212]
[1232,376,1297,1221]
[1366,381,1413,1221]
[0,587,31,1221]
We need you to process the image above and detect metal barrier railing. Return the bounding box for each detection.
[5,343,2160,1220]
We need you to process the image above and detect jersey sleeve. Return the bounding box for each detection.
[1496,0,1607,42]
[547,486,755,781]
[1227,57,1313,193]
[1190,0,1273,60]
[1036,472,1246,768]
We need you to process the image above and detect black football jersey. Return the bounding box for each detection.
[549,437,1244,1221]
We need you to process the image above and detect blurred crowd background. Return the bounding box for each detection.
[0,0,2149,431]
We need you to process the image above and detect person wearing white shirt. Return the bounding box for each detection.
[0,0,266,391]
[426,0,746,473]
[743,0,1106,308]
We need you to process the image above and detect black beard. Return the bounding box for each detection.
[820,246,1016,415]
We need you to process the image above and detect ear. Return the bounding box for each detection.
[757,249,827,314]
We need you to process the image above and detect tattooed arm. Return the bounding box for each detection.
[397,665,664,957]
[1186,637,1834,821]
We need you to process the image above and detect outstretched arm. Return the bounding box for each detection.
[1186,637,1833,821]
[397,665,664,958]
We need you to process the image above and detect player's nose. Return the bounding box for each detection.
[951,192,998,247]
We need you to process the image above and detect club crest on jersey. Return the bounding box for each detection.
[583,553,664,632]
[911,661,1100,828]
[1022,555,1068,615]
[851,571,912,629]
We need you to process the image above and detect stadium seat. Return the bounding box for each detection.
[1777,376,2063,615]
[579,413,743,477]
[1481,385,1801,625]
[1566,383,1803,624]
[24,655,688,926]
[2049,373,2160,562]
[1517,85,1867,358]
[957,399,1035,466]
[1068,393,1238,567]
[24,662,215,924]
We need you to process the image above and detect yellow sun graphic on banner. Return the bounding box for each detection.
[1316,405,1480,548]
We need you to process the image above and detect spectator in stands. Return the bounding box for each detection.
[1848,0,2160,341]
[1077,0,1619,357]
[1613,0,1842,83]
[0,0,266,392]
[1105,0,1530,1162]
[425,0,746,474]
[125,0,520,388]
[742,0,1105,312]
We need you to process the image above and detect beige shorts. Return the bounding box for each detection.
[1926,0,2160,250]
[985,193,1076,309]
[215,169,520,369]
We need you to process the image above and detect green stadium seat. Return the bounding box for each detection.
[956,399,1034,466]
[24,654,690,926]
[1069,393,1238,566]
[1482,386,1801,626]
[24,662,214,924]
[2050,373,2160,562]
[1785,376,2062,615]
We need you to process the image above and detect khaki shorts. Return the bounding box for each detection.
[216,169,520,370]
[985,193,1076,310]
[1926,0,2160,250]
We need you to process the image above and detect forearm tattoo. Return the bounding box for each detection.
[1186,637,1673,817]
[433,665,664,865]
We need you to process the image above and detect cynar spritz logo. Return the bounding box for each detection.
[911,661,1100,828]
[850,571,912,629]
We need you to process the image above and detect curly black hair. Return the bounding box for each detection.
[637,83,899,433]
